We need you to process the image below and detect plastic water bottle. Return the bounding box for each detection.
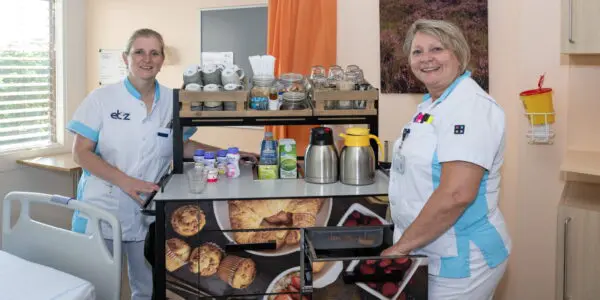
[226,147,241,178]
[260,132,278,165]
[193,149,205,168]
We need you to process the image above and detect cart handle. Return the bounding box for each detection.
[342,270,410,284]
[225,241,277,252]
[140,171,173,216]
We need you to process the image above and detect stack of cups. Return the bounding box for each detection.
[185,83,203,111]
[183,65,203,87]
[202,64,222,86]
[203,84,223,111]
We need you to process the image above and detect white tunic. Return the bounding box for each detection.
[389,71,511,278]
[67,78,196,241]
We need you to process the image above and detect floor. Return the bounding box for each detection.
[120,262,131,300]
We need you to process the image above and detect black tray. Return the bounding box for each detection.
[163,198,389,299]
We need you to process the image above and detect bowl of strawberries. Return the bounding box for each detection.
[345,256,427,300]
[264,267,309,300]
[337,203,390,227]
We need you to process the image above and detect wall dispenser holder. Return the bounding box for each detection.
[520,74,556,144]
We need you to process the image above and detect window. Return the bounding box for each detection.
[0,0,56,153]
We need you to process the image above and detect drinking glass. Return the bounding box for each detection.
[187,167,208,194]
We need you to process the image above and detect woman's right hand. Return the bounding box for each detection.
[117,176,160,205]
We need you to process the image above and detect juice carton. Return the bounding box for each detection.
[258,164,279,180]
[278,138,297,179]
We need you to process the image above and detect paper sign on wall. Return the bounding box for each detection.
[99,49,127,85]
[201,52,234,68]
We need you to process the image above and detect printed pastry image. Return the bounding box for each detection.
[228,198,324,248]
[189,242,224,276]
[170,204,205,237]
[217,255,257,289]
[165,238,191,272]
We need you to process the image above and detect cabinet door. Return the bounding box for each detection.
[556,205,600,300]
[561,0,600,54]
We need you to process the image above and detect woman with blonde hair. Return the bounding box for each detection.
[67,28,227,299]
[382,19,511,299]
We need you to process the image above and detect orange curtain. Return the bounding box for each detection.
[264,0,337,156]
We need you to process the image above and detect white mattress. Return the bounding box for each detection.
[0,250,95,300]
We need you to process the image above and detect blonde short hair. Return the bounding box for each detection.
[403,19,471,73]
[124,28,165,56]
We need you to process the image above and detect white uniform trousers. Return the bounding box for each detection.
[105,239,153,300]
[428,243,508,300]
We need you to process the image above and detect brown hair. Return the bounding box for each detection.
[403,19,471,73]
[124,28,165,56]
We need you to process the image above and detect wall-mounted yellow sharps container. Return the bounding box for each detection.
[519,74,555,125]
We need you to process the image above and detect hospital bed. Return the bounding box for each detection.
[1,191,122,300]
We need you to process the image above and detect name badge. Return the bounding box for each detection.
[157,127,171,138]
[393,153,406,174]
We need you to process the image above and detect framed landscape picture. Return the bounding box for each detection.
[380,0,489,94]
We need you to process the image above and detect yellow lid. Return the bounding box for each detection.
[346,127,370,136]
[339,131,384,159]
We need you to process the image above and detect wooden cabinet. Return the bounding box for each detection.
[556,182,600,300]
[561,0,600,54]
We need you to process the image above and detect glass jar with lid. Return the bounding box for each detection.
[250,75,274,110]
[280,73,306,93]
[280,91,308,110]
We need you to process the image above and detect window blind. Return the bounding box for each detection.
[0,0,55,153]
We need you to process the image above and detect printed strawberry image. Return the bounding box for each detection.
[344,219,358,227]
[369,218,383,225]
[379,259,392,268]
[359,263,376,275]
[394,257,409,265]
[355,257,414,298]
[344,210,385,227]
[290,276,301,290]
[381,282,399,297]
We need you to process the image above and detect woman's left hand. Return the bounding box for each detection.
[381,245,407,257]
[240,151,259,162]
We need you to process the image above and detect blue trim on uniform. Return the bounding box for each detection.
[71,136,102,234]
[466,173,510,268]
[422,71,472,103]
[124,77,161,102]
[72,210,88,234]
[66,120,99,143]
[183,127,197,141]
[432,152,509,278]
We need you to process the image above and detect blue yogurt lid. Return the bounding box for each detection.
[227,147,239,154]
